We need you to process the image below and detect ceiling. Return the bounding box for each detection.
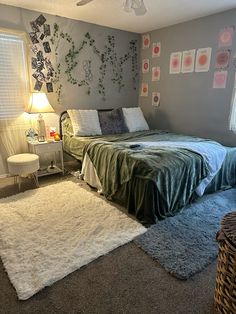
[0,0,236,33]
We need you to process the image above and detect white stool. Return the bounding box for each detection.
[7,153,40,191]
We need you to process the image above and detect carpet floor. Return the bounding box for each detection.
[135,188,236,280]
[0,167,219,314]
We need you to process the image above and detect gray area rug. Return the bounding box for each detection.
[135,188,236,280]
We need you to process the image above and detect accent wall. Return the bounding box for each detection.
[139,9,236,146]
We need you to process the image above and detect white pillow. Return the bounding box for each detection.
[122,107,149,132]
[67,109,102,136]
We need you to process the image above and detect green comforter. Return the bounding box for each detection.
[63,128,236,224]
[83,130,213,224]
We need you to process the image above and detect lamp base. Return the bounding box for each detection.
[37,114,46,142]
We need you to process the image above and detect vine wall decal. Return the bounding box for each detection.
[50,23,138,102]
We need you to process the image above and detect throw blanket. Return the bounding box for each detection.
[124,141,226,196]
[82,140,209,219]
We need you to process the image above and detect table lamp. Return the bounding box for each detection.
[27,92,55,142]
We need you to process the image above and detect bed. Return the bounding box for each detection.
[60,110,236,225]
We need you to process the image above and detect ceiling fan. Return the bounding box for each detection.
[76,0,147,16]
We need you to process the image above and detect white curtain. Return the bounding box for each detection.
[0,31,30,176]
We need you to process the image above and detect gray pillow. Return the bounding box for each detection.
[98,108,129,135]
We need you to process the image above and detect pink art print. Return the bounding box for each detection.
[169,52,182,74]
[218,27,234,48]
[141,83,148,96]
[142,34,150,49]
[181,49,195,73]
[195,48,212,72]
[213,71,228,89]
[152,92,160,107]
[215,49,231,69]
[152,42,161,57]
[152,67,160,81]
[142,59,150,73]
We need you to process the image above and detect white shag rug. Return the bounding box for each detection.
[0,181,146,300]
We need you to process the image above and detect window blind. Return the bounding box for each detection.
[0,33,29,120]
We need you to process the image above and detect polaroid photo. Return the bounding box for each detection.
[32,70,45,82]
[43,42,51,53]
[29,32,39,44]
[36,60,44,72]
[35,14,46,26]
[34,80,43,91]
[39,33,45,41]
[31,44,39,54]
[36,50,44,61]
[45,58,54,71]
[30,21,40,33]
[46,82,53,93]
[46,69,54,80]
[31,57,37,69]
[44,24,51,36]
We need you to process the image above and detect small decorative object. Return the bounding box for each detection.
[25,128,37,142]
[49,127,56,138]
[26,92,55,142]
[53,133,61,141]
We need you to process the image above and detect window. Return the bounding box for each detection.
[0,31,29,120]
[229,80,236,132]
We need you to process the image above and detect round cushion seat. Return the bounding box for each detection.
[7,153,39,175]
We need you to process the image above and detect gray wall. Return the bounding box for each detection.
[0,4,140,113]
[139,9,236,146]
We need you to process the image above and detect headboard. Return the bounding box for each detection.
[59,109,112,139]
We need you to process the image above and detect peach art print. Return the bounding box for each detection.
[169,52,182,74]
[181,49,195,73]
[195,48,212,72]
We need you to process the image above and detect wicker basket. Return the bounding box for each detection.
[214,212,236,314]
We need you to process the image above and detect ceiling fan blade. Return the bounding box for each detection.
[132,0,143,9]
[124,0,133,12]
[76,0,94,6]
[133,1,147,16]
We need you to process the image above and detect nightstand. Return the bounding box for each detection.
[28,140,64,177]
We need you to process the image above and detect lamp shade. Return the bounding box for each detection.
[27,92,54,113]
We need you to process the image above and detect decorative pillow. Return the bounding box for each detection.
[67,109,102,136]
[122,107,149,132]
[98,108,129,135]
